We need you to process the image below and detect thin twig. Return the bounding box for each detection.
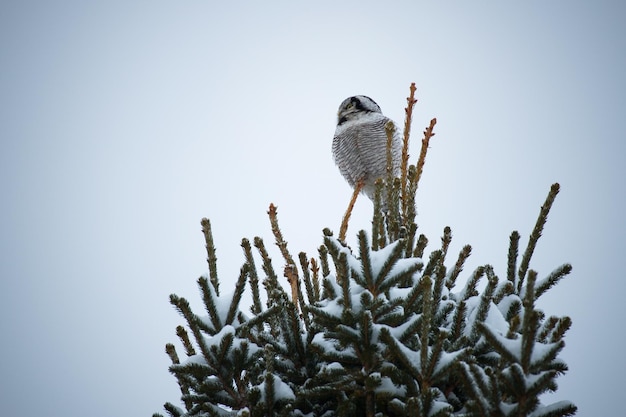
[283,264,300,313]
[339,179,363,241]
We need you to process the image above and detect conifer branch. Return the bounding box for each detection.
[414,233,428,258]
[403,277,426,318]
[434,300,455,332]
[310,257,321,302]
[533,401,578,417]
[404,164,419,230]
[469,269,498,341]
[300,252,316,306]
[430,228,451,318]
[440,226,452,261]
[419,276,434,372]
[535,263,573,299]
[521,270,539,372]
[161,402,183,417]
[385,120,396,210]
[549,316,572,343]
[241,238,263,315]
[268,204,303,313]
[201,218,220,296]
[383,122,402,244]
[422,249,443,280]
[198,276,223,332]
[374,239,407,290]
[446,244,472,290]
[338,252,352,312]
[318,244,330,278]
[507,313,521,338]
[431,267,446,324]
[263,344,276,412]
[215,331,235,370]
[268,203,296,267]
[306,303,343,329]
[288,308,308,366]
[165,343,180,364]
[467,364,499,416]
[538,316,560,343]
[358,230,374,290]
[401,83,417,220]
[404,222,418,260]
[386,177,402,242]
[372,179,386,250]
[237,305,281,336]
[375,297,404,326]
[396,315,423,347]
[360,311,375,371]
[477,322,519,365]
[169,294,213,360]
[459,266,485,300]
[493,280,515,304]
[425,330,447,381]
[320,276,338,300]
[449,300,467,347]
[518,183,560,292]
[253,237,280,299]
[283,264,300,313]
[225,264,248,326]
[380,257,423,295]
[176,325,196,356]
[379,327,423,385]
[507,231,520,284]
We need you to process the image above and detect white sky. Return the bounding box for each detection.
[1,1,624,416]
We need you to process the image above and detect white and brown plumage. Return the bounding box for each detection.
[332,95,402,202]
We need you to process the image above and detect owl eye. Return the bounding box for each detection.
[346,102,354,109]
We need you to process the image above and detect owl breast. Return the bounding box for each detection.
[332,112,401,201]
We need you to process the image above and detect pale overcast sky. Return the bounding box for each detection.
[1,2,624,416]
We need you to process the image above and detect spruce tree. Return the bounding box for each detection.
[154,84,576,417]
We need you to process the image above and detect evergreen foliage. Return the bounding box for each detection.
[154,84,576,417]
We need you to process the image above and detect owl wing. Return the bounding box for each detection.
[333,129,365,188]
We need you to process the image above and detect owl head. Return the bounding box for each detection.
[337,95,382,126]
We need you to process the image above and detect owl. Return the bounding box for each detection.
[332,95,402,202]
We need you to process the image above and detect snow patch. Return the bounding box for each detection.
[256,373,295,403]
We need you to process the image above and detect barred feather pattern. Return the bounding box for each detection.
[332,99,402,202]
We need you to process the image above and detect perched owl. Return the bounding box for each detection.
[332,95,402,202]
